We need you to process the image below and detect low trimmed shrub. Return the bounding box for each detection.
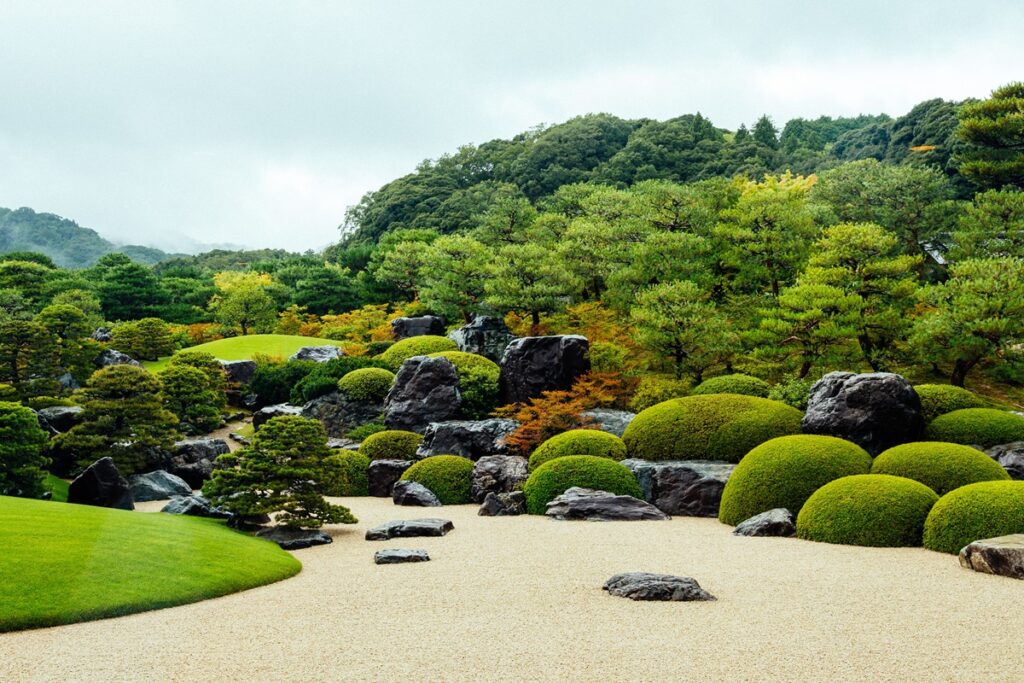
[249,360,316,406]
[378,335,457,370]
[627,375,690,413]
[871,442,1010,495]
[337,368,395,402]
[718,435,872,525]
[796,474,939,547]
[914,384,990,423]
[528,429,627,471]
[324,450,370,496]
[358,430,423,460]
[400,455,474,504]
[427,351,500,419]
[622,394,803,463]
[289,356,387,404]
[522,455,642,515]
[691,374,770,398]
[924,408,1024,448]
[923,481,1024,554]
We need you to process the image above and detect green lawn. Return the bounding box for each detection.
[0,496,301,632]
[143,334,345,372]
[44,474,68,502]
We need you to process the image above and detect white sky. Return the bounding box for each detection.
[1,1,1021,252]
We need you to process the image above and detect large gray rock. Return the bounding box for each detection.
[68,457,134,510]
[301,391,383,438]
[374,549,431,564]
[416,419,519,459]
[169,438,230,489]
[986,442,1024,480]
[470,455,528,503]
[94,349,141,368]
[161,494,230,519]
[367,459,413,497]
[252,403,303,430]
[392,480,442,507]
[288,345,344,363]
[478,491,526,517]
[802,372,925,456]
[129,470,193,502]
[391,315,446,340]
[499,335,590,404]
[220,359,257,385]
[622,459,734,517]
[733,508,796,537]
[36,405,84,434]
[582,408,636,438]
[365,518,454,541]
[57,372,80,391]
[959,535,1024,580]
[448,315,515,362]
[545,487,670,521]
[603,572,716,602]
[256,526,332,550]
[383,356,462,433]
[91,326,112,342]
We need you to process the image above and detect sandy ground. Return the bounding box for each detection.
[3,497,1023,683]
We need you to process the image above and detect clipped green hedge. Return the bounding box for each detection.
[337,367,395,402]
[427,351,500,419]
[923,481,1024,554]
[528,429,627,471]
[925,408,1024,448]
[691,374,770,398]
[871,442,1009,495]
[378,335,457,370]
[358,430,423,460]
[325,450,370,496]
[522,455,642,515]
[400,455,474,504]
[797,474,939,547]
[718,435,872,526]
[622,394,803,463]
[913,384,990,423]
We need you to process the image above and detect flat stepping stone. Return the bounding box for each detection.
[256,527,332,550]
[603,572,716,601]
[960,534,1024,580]
[733,508,796,537]
[374,549,431,564]
[545,487,670,521]
[365,518,454,541]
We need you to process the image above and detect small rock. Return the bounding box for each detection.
[733,508,796,537]
[221,360,257,385]
[129,470,193,502]
[91,326,112,342]
[94,348,141,368]
[229,432,250,446]
[391,315,446,340]
[603,572,716,601]
[545,487,670,521]
[161,494,230,519]
[478,491,526,516]
[374,549,431,564]
[959,535,1024,580]
[470,455,528,503]
[252,403,303,430]
[288,345,344,363]
[365,518,454,541]
[581,408,636,437]
[36,405,84,434]
[255,526,332,550]
[67,457,134,510]
[392,480,442,507]
[368,459,414,497]
[447,315,515,362]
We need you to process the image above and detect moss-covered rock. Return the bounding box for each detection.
[358,430,423,461]
[923,480,1024,554]
[528,429,627,471]
[426,351,500,419]
[690,374,771,398]
[871,442,1010,495]
[399,455,474,504]
[913,384,991,423]
[337,368,395,402]
[378,335,458,370]
[522,455,642,515]
[925,408,1024,448]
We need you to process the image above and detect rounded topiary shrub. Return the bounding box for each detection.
[528,429,627,471]
[796,474,939,547]
[358,430,423,460]
[924,408,1024,448]
[426,351,500,419]
[399,455,474,504]
[522,455,642,515]
[914,384,990,423]
[622,394,803,463]
[378,335,458,370]
[337,367,395,402]
[871,442,1010,495]
[718,435,872,526]
[923,481,1024,554]
[324,450,370,496]
[691,374,771,398]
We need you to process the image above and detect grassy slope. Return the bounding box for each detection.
[44,474,68,502]
[143,334,344,372]
[0,496,301,632]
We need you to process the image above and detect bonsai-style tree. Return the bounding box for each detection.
[0,401,50,498]
[159,364,223,434]
[204,416,357,529]
[0,320,61,399]
[111,317,174,361]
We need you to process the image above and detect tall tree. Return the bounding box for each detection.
[484,243,577,332]
[0,321,61,398]
[417,235,492,322]
[957,81,1024,189]
[209,272,277,335]
[948,189,1024,261]
[0,402,50,498]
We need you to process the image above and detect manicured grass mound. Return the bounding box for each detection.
[691,374,770,398]
[871,442,1010,495]
[337,367,395,402]
[378,335,457,370]
[528,429,627,471]
[925,408,1024,448]
[797,474,939,547]
[913,384,991,423]
[427,350,500,418]
[522,455,642,515]
[358,430,423,460]
[622,394,803,463]
[325,450,370,496]
[0,496,301,633]
[400,455,475,504]
[143,334,344,372]
[923,481,1024,554]
[718,435,872,526]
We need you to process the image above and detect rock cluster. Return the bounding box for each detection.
[161,494,230,519]
[220,359,257,385]
[581,408,636,437]
[253,404,303,430]
[256,527,333,550]
[301,391,383,438]
[470,455,528,503]
[985,442,1024,480]
[36,405,84,434]
[416,419,519,459]
[94,349,140,368]
[368,459,413,497]
[168,437,230,488]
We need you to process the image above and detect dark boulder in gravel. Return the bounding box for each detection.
[732,508,796,537]
[365,518,454,541]
[391,315,446,340]
[374,549,431,564]
[603,572,716,601]
[416,419,519,460]
[959,535,1024,580]
[129,470,193,502]
[383,355,462,433]
[368,459,414,497]
[392,480,442,507]
[470,455,528,503]
[545,487,670,521]
[68,457,134,510]
[478,491,526,517]
[255,527,332,550]
[498,335,590,404]
[622,459,734,517]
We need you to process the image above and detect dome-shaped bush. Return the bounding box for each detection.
[399,455,474,504]
[923,481,1024,554]
[337,367,395,402]
[871,442,1010,495]
[358,430,423,460]
[913,384,990,423]
[622,394,803,463]
[796,474,939,547]
[522,455,642,515]
[528,429,627,471]
[378,335,457,370]
[718,435,872,525]
[691,374,770,398]
[426,351,500,419]
[324,450,370,496]
[924,408,1024,448]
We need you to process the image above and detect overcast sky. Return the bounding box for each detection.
[1,1,1021,252]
